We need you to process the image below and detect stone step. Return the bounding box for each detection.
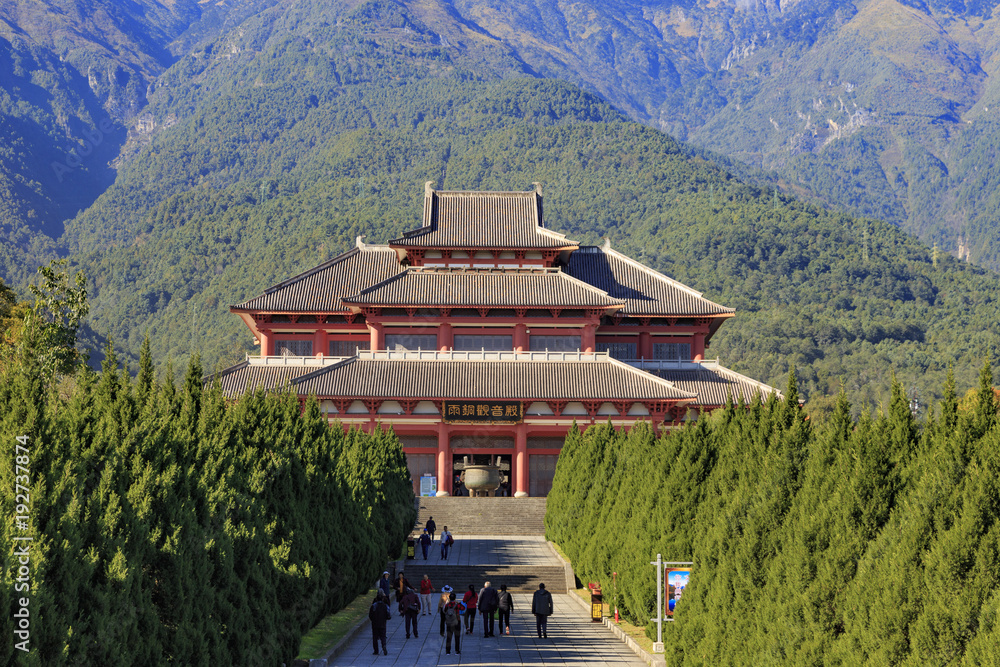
[395,563,569,593]
[414,497,548,536]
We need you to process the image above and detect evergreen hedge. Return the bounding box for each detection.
[0,343,415,665]
[546,365,1000,664]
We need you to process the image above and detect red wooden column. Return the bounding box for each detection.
[514,323,528,353]
[369,323,385,351]
[582,324,596,354]
[437,423,451,496]
[259,330,272,356]
[314,329,328,357]
[639,331,652,359]
[514,422,528,497]
[693,335,705,361]
[438,322,453,351]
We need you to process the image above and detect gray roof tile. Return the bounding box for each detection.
[390,190,575,249]
[291,352,695,402]
[343,268,625,309]
[566,245,734,316]
[231,244,402,312]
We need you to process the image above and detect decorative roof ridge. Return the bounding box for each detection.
[201,359,250,384]
[589,241,735,314]
[605,355,699,398]
[358,350,611,362]
[552,266,624,304]
[632,358,784,400]
[340,267,414,302]
[233,243,395,306]
[289,356,357,385]
[708,361,785,399]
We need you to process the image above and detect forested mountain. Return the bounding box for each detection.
[379,0,1000,271]
[0,0,279,284]
[12,0,1000,273]
[0,0,997,412]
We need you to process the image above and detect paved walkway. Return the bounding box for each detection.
[409,535,560,567]
[329,592,645,666]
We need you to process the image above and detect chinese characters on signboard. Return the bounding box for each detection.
[442,400,523,424]
[665,568,689,618]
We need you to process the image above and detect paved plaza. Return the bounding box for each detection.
[328,533,645,666]
[328,592,645,666]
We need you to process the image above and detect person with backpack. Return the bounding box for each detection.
[497,584,514,636]
[477,580,500,637]
[425,516,436,541]
[440,527,453,560]
[438,585,453,636]
[419,529,432,560]
[443,592,466,655]
[368,592,392,656]
[532,582,554,638]
[462,584,478,634]
[399,586,421,639]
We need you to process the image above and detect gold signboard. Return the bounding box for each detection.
[442,400,523,424]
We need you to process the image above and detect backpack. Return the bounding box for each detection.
[444,604,460,627]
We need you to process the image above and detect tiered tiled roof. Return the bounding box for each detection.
[231,243,402,313]
[632,360,782,406]
[209,360,326,395]
[213,352,697,403]
[341,268,625,309]
[566,243,734,317]
[389,185,576,249]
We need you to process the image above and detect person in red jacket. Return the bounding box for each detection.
[419,574,435,615]
[462,584,478,634]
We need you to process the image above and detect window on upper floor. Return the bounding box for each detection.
[653,342,691,361]
[453,334,513,351]
[597,342,637,360]
[529,335,581,352]
[385,334,438,351]
[275,339,313,356]
[329,339,370,357]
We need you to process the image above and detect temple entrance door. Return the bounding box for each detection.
[451,453,512,497]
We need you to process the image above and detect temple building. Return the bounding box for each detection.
[214,183,780,497]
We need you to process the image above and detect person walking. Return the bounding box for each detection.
[532,582,554,638]
[425,516,436,541]
[419,529,432,560]
[443,592,466,655]
[440,527,453,560]
[478,580,499,637]
[462,584,478,634]
[497,584,514,636]
[377,571,392,600]
[400,586,421,639]
[368,592,391,656]
[395,571,411,605]
[419,574,435,615]
[438,585,453,636]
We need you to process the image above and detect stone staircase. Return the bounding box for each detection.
[399,497,570,592]
[413,497,548,536]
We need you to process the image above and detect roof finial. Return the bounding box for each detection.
[425,181,436,197]
[532,182,543,196]
[356,235,366,249]
[602,237,611,251]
